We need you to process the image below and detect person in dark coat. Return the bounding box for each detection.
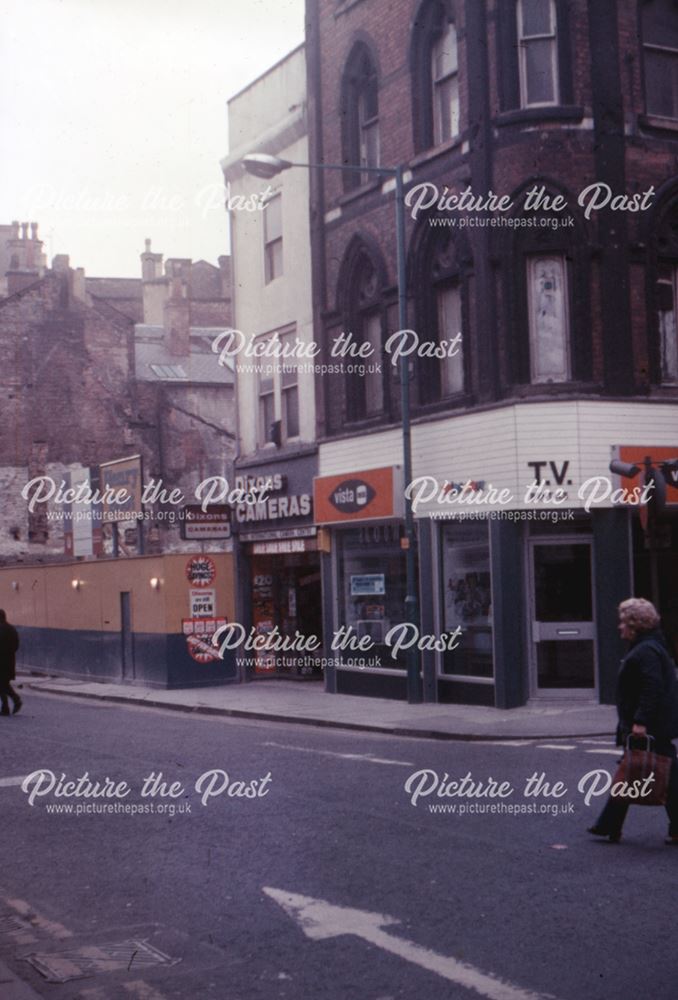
[588,597,678,844]
[0,609,21,715]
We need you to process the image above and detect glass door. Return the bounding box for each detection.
[528,538,596,695]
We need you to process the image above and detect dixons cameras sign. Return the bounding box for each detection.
[313,467,403,524]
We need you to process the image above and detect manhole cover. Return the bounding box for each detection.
[26,939,179,983]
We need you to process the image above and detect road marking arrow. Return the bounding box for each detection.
[263,887,558,1000]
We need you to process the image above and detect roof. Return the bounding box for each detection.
[134,325,235,385]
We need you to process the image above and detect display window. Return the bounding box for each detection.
[439,521,493,679]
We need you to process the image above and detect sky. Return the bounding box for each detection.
[0,0,305,277]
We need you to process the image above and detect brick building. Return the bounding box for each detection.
[0,224,235,563]
[307,0,678,705]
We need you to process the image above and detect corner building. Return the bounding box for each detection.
[307,0,678,705]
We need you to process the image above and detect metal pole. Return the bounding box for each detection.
[395,166,422,703]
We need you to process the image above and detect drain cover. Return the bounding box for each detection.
[27,939,179,983]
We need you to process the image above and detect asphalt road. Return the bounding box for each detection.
[1,691,677,1000]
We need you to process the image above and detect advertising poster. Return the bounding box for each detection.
[3,2,678,999]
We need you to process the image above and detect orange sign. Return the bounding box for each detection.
[313,466,402,524]
[618,445,678,506]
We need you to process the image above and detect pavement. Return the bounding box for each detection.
[17,671,618,740]
[0,959,42,999]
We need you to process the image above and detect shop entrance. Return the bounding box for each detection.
[528,537,596,696]
[249,550,322,678]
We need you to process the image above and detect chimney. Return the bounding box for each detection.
[141,238,168,324]
[217,255,232,299]
[5,220,46,294]
[163,259,191,356]
[141,237,163,281]
[72,267,87,301]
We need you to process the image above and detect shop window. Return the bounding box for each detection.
[431,21,460,144]
[527,254,570,383]
[337,525,407,668]
[516,0,559,107]
[643,0,678,119]
[263,194,282,283]
[440,521,493,679]
[411,1,460,152]
[341,43,379,190]
[280,330,300,439]
[656,264,678,382]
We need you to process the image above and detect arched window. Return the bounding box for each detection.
[337,240,386,421]
[642,0,678,119]
[413,228,467,405]
[411,1,460,152]
[340,44,380,190]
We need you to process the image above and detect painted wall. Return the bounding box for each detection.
[2,552,236,688]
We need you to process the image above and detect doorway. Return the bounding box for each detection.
[120,591,135,680]
[528,537,596,697]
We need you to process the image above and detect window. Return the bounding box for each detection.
[527,255,570,383]
[363,312,384,416]
[263,195,282,283]
[656,264,678,382]
[437,284,464,395]
[517,0,558,107]
[280,331,300,438]
[441,521,493,679]
[341,44,379,189]
[643,0,678,119]
[258,361,276,445]
[431,21,460,144]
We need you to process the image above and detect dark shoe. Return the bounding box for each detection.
[587,826,621,843]
[0,707,9,716]
[664,836,678,846]
[12,698,21,715]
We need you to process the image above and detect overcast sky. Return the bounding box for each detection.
[0,0,305,277]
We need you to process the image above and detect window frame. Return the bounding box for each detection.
[526,253,571,385]
[263,193,283,284]
[431,20,460,145]
[516,0,559,109]
[655,262,678,384]
[341,44,380,190]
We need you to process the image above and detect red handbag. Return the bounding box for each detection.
[611,735,673,807]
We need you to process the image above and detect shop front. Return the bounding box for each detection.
[314,465,411,699]
[233,451,322,679]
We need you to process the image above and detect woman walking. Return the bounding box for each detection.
[0,609,21,716]
[588,597,678,844]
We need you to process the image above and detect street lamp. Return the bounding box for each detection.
[243,151,422,703]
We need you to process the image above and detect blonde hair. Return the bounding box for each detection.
[618,597,660,633]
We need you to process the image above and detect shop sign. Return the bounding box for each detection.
[241,526,316,543]
[185,555,216,587]
[350,573,386,596]
[617,445,678,505]
[182,617,226,663]
[251,539,315,555]
[314,467,403,524]
[181,505,231,540]
[190,588,216,618]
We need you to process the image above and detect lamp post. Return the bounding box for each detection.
[242,153,422,703]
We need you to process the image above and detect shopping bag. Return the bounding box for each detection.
[611,735,672,807]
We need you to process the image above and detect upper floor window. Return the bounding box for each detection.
[414,229,466,405]
[437,283,464,395]
[411,1,461,152]
[517,0,559,107]
[256,327,301,446]
[431,21,460,144]
[341,44,379,190]
[263,194,282,283]
[656,264,678,382]
[527,255,570,383]
[643,0,678,119]
[280,330,300,438]
[258,360,276,445]
[339,248,386,421]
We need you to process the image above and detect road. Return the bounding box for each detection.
[1,691,676,1000]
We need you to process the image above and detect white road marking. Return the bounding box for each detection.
[0,775,28,787]
[263,741,413,767]
[584,749,622,756]
[578,739,616,745]
[475,741,535,747]
[535,745,576,751]
[264,887,559,1000]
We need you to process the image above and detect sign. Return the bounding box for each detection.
[251,539,317,555]
[100,455,143,523]
[241,526,316,543]
[617,445,678,506]
[190,588,216,618]
[181,505,231,540]
[350,573,386,596]
[185,555,216,587]
[314,467,403,524]
[182,617,226,663]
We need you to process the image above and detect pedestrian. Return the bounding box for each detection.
[588,597,678,844]
[0,608,21,716]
